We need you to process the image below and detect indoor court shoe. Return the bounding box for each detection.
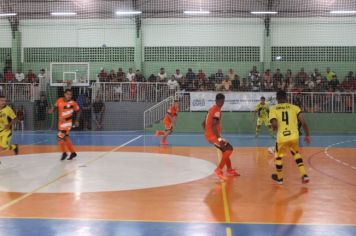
[61,152,68,161]
[302,175,310,184]
[227,168,240,176]
[14,144,19,155]
[271,174,283,185]
[214,168,226,180]
[68,152,77,160]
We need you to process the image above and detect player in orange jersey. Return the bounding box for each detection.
[155,100,179,145]
[202,93,239,179]
[49,89,81,161]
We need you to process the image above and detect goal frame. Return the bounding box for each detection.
[50,62,90,87]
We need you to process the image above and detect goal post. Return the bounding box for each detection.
[50,62,90,87]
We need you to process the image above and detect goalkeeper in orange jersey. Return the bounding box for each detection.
[49,89,81,161]
[202,93,240,179]
[155,100,179,145]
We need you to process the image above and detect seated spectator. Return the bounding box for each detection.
[127,68,135,82]
[239,78,251,91]
[4,69,14,83]
[328,75,340,91]
[311,68,320,80]
[15,69,25,83]
[231,75,240,91]
[117,68,125,82]
[15,105,25,131]
[173,69,183,81]
[295,67,308,87]
[157,68,167,82]
[135,70,144,82]
[0,72,3,83]
[248,66,261,91]
[108,70,117,82]
[215,69,224,83]
[98,68,108,82]
[221,76,232,91]
[186,68,196,90]
[341,73,355,91]
[26,69,37,83]
[325,67,335,82]
[178,76,189,91]
[167,76,179,96]
[227,69,236,81]
[304,77,315,91]
[273,68,283,90]
[35,95,48,130]
[262,69,273,90]
[93,96,105,130]
[314,76,328,92]
[147,74,157,82]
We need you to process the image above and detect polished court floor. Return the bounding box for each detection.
[0,131,355,236]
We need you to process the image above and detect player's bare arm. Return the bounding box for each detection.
[5,117,17,130]
[270,118,278,131]
[297,112,311,144]
[74,109,81,127]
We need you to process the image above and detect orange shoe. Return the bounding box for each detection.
[227,168,240,177]
[155,131,161,137]
[160,140,168,145]
[214,168,226,180]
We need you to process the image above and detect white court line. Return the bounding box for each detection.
[323,139,356,171]
[0,135,143,212]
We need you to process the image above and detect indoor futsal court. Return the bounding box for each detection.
[0,0,356,235]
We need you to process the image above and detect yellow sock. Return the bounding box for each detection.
[6,145,16,151]
[275,156,283,180]
[294,153,306,176]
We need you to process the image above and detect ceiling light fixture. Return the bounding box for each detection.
[184,10,210,15]
[330,10,356,14]
[0,13,17,17]
[251,11,278,14]
[115,11,142,15]
[51,12,77,16]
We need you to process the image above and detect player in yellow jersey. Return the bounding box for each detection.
[0,95,19,156]
[269,90,310,184]
[254,96,274,138]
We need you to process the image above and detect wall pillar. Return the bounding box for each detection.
[134,28,143,71]
[11,31,22,72]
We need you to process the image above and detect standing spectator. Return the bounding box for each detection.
[26,69,37,83]
[248,66,261,91]
[38,69,47,92]
[108,70,117,82]
[93,96,105,130]
[173,69,183,81]
[117,68,125,82]
[231,75,240,91]
[15,105,25,132]
[126,68,136,82]
[341,73,354,91]
[329,75,340,91]
[284,69,293,88]
[215,69,224,83]
[15,69,25,83]
[35,95,48,130]
[167,76,179,96]
[135,70,144,82]
[157,68,167,82]
[325,67,335,82]
[239,78,251,91]
[221,76,232,91]
[311,68,320,80]
[82,96,92,130]
[98,68,108,82]
[295,68,308,87]
[273,68,283,90]
[227,69,236,81]
[4,69,14,83]
[262,69,273,90]
[186,68,196,90]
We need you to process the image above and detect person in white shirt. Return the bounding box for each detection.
[173,69,183,81]
[15,70,25,83]
[126,68,136,82]
[167,76,179,96]
[157,68,167,82]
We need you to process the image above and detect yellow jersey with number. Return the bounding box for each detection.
[269,103,301,143]
[255,102,270,119]
[0,105,16,133]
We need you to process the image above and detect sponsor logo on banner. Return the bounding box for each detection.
[190,92,276,111]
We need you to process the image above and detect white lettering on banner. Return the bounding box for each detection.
[190,92,277,111]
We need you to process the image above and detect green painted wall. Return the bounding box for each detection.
[147,112,356,134]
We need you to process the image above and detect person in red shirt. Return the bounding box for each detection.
[4,69,14,83]
[49,89,80,160]
[202,93,239,179]
[155,100,179,145]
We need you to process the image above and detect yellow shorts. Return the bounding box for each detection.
[0,130,12,149]
[275,139,299,158]
[257,118,269,127]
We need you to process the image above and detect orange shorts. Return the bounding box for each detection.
[57,129,70,139]
[163,117,173,130]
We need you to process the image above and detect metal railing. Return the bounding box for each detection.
[144,96,175,129]
[175,91,356,113]
[92,82,179,102]
[0,83,39,102]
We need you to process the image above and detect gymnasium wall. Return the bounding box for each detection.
[147,112,356,135]
[1,17,356,78]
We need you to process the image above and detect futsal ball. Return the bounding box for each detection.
[268,146,275,155]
